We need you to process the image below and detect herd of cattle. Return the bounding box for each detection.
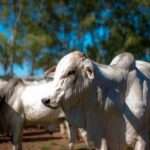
[0,51,150,150]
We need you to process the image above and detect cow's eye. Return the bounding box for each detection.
[67,70,76,76]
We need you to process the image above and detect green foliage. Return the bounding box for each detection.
[100,0,150,62]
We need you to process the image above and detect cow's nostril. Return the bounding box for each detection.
[42,98,50,105]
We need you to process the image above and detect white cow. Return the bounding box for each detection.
[0,77,66,150]
[45,66,88,149]
[42,51,150,150]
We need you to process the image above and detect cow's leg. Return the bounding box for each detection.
[134,134,149,150]
[60,120,70,138]
[78,128,88,146]
[106,114,126,150]
[64,122,88,150]
[12,130,23,150]
[59,120,77,149]
[12,118,24,150]
[68,125,78,150]
[100,138,108,150]
[12,129,23,150]
[68,126,89,150]
[65,121,71,139]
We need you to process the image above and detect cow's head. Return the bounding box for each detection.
[42,51,95,109]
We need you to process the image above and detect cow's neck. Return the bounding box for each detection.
[64,101,86,129]
[93,64,127,114]
[62,87,95,128]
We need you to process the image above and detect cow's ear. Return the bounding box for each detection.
[85,66,94,79]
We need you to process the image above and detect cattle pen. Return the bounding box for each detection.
[0,127,87,150]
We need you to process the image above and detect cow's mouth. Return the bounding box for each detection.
[48,103,59,109]
[42,98,59,109]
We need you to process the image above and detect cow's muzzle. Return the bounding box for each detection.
[42,98,59,109]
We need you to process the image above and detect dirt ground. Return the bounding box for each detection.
[0,128,87,150]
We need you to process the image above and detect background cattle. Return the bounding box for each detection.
[0,77,68,150]
[42,51,150,150]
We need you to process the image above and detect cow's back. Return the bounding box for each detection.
[0,79,7,101]
[136,60,150,79]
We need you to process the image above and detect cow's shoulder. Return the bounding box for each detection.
[0,78,24,102]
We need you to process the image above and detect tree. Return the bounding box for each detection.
[0,0,150,76]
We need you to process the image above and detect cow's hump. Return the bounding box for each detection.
[110,52,135,71]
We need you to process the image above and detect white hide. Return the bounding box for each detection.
[21,81,64,123]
